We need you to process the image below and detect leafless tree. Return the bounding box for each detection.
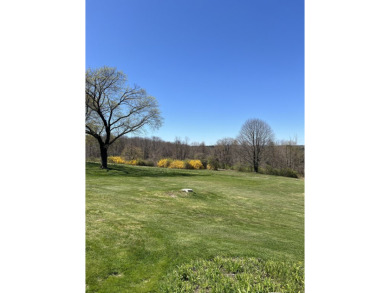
[85,66,162,168]
[85,135,100,159]
[149,136,164,161]
[190,141,209,160]
[280,136,304,175]
[213,137,236,169]
[121,144,142,160]
[173,137,190,160]
[237,119,274,172]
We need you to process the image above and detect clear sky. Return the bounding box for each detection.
[86,0,304,145]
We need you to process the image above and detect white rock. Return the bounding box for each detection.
[181,189,193,192]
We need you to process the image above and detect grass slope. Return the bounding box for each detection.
[86,162,304,292]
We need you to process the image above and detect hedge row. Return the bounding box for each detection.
[157,159,205,170]
[106,156,298,178]
[107,156,154,166]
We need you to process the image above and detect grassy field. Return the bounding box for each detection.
[86,162,304,292]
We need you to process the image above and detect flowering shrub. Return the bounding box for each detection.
[169,160,186,169]
[124,159,152,166]
[126,159,138,165]
[107,156,149,166]
[158,158,206,170]
[188,160,204,169]
[108,156,126,164]
[157,158,172,168]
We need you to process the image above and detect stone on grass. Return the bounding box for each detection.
[181,189,193,193]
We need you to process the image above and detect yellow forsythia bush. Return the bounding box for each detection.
[188,160,204,169]
[108,156,126,164]
[169,160,186,169]
[157,158,172,168]
[124,159,149,166]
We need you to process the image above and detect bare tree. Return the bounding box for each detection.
[85,135,100,159]
[86,66,162,168]
[191,141,209,160]
[280,136,304,175]
[149,136,164,161]
[173,137,190,160]
[213,137,236,169]
[121,144,142,161]
[237,119,274,172]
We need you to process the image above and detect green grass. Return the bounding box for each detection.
[160,257,304,292]
[86,162,304,292]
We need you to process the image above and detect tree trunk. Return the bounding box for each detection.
[100,145,108,169]
[253,149,259,173]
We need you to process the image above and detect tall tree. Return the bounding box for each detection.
[237,119,274,172]
[86,66,162,168]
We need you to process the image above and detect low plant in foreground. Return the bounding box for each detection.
[159,257,304,293]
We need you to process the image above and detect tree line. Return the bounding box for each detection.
[86,66,304,176]
[86,134,304,176]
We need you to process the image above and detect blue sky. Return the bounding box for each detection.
[86,0,304,145]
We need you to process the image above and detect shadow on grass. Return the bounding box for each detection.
[86,162,206,178]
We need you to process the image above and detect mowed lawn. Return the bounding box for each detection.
[86,162,304,292]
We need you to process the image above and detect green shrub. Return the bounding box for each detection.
[279,168,299,178]
[144,160,155,167]
[135,159,146,166]
[233,163,251,172]
[265,165,279,176]
[207,157,219,170]
[265,166,299,178]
